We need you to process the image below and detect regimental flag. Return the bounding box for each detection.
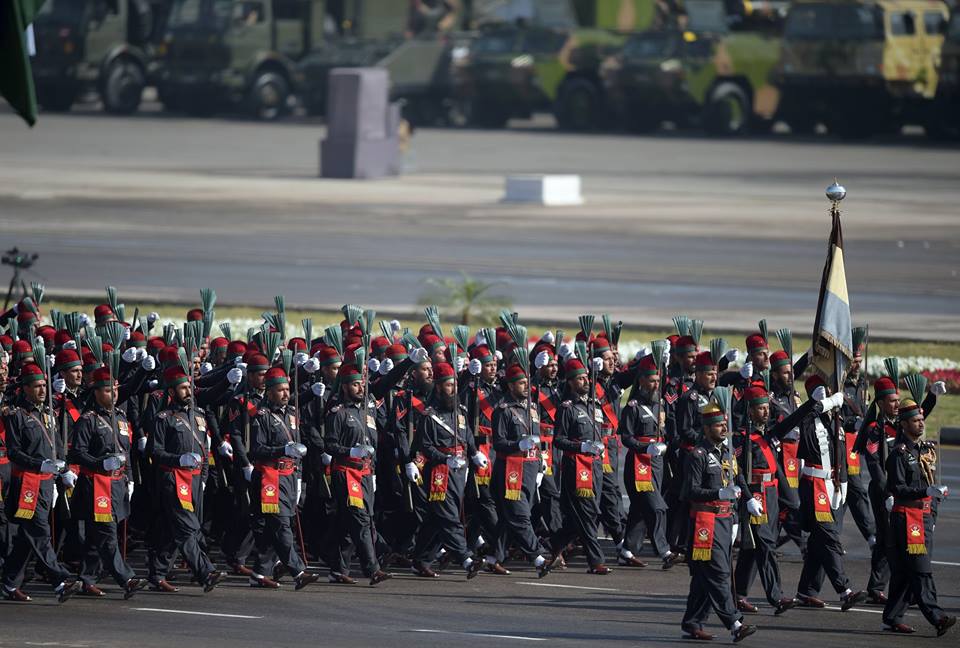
[811,205,852,390]
[1,1,45,127]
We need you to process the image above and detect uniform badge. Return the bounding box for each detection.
[433,474,444,486]
[264,485,276,497]
[508,471,519,484]
[910,525,922,538]
[697,528,709,541]
[638,464,648,475]
[97,496,109,509]
[195,415,206,431]
[23,490,35,504]
[289,415,297,429]
[179,484,189,497]
[787,459,797,471]
[817,493,828,507]
[579,469,589,482]
[351,482,361,493]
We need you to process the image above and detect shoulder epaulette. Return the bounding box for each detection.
[626,399,637,407]
[693,447,705,457]
[894,443,908,453]
[497,402,510,409]
[157,410,170,419]
[561,400,572,407]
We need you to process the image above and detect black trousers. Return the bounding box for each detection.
[797,520,851,597]
[148,484,215,583]
[734,485,783,605]
[329,472,379,577]
[252,514,306,576]
[492,460,545,563]
[465,478,498,551]
[865,480,890,593]
[682,516,741,632]
[80,516,135,587]
[598,467,625,545]
[550,459,604,568]
[414,467,470,566]
[2,514,72,590]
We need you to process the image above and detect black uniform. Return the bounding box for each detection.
[532,381,562,537]
[460,378,500,553]
[768,381,805,552]
[68,404,137,588]
[219,390,261,570]
[838,372,876,546]
[668,385,712,554]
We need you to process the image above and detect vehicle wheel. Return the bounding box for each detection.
[555,78,601,131]
[786,114,817,135]
[467,99,509,129]
[38,85,77,112]
[248,71,290,121]
[702,82,750,136]
[827,111,875,139]
[101,58,145,115]
[625,107,660,133]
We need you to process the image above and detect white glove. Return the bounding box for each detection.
[367,358,381,373]
[219,441,234,459]
[53,484,59,508]
[47,354,56,368]
[378,358,393,375]
[79,313,90,327]
[199,362,212,375]
[137,436,147,451]
[61,470,78,489]
[52,377,66,394]
[580,441,599,455]
[285,442,307,458]
[931,381,947,396]
[812,386,827,402]
[40,459,64,474]
[389,320,402,334]
[127,481,135,500]
[663,338,672,356]
[147,379,159,390]
[474,331,487,347]
[227,367,244,385]
[311,382,326,398]
[746,497,763,517]
[103,455,124,471]
[884,495,894,512]
[405,462,420,482]
[558,343,574,360]
[446,455,466,470]
[455,356,466,373]
[234,355,245,366]
[472,452,489,469]
[536,471,544,487]
[147,311,159,324]
[718,485,741,500]
[534,350,550,369]
[840,480,848,505]
[141,355,156,371]
[821,392,845,413]
[349,446,366,459]
[123,326,132,341]
[646,442,665,457]
[321,453,332,466]
[294,352,308,367]
[179,453,200,468]
[468,359,482,376]
[725,348,740,363]
[495,350,503,360]
[242,464,254,481]
[591,357,604,372]
[410,347,429,364]
[927,485,948,499]
[635,346,650,360]
[518,436,540,452]
[63,340,77,350]
[302,357,320,374]
[830,488,842,510]
[122,347,138,363]
[296,478,302,505]
[739,361,753,379]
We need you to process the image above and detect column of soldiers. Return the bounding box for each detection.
[0,293,954,640]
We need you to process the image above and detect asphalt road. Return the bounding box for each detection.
[2,447,959,647]
[1,106,958,338]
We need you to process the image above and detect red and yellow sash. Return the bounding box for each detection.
[169,467,199,512]
[633,452,654,492]
[782,439,799,488]
[806,472,833,523]
[844,432,860,475]
[428,464,449,502]
[566,452,595,498]
[691,509,716,562]
[93,473,114,522]
[894,498,931,555]
[504,454,525,501]
[13,469,51,520]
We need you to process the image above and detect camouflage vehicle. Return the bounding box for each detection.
[32,0,169,114]
[155,0,325,119]
[451,0,654,130]
[928,9,960,138]
[600,0,786,135]
[775,0,951,137]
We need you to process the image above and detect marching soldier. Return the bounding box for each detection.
[68,366,145,598]
[490,363,550,576]
[882,398,955,637]
[680,401,756,642]
[248,367,319,590]
[1,364,80,603]
[767,349,806,553]
[531,343,562,539]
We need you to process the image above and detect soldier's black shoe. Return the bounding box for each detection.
[56,581,81,604]
[436,550,453,573]
[411,563,439,578]
[80,583,105,597]
[841,590,866,611]
[249,575,280,589]
[466,560,482,580]
[294,572,319,590]
[617,555,648,568]
[883,623,916,634]
[587,564,611,575]
[737,598,759,614]
[662,552,682,570]
[733,625,758,643]
[123,578,146,600]
[867,590,888,605]
[937,616,956,637]
[3,588,31,602]
[368,570,392,586]
[149,579,179,593]
[485,562,511,575]
[795,594,825,608]
[272,561,286,583]
[328,573,357,585]
[682,628,714,641]
[536,559,553,580]
[203,571,225,593]
[228,562,254,577]
[774,597,796,615]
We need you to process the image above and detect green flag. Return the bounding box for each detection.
[1,1,45,127]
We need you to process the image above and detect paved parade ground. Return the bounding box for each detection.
[1,109,958,339]
[1,447,958,648]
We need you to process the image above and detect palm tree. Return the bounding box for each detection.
[418,272,512,325]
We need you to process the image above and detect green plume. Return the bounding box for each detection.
[601,314,613,341]
[49,309,64,331]
[107,350,121,378]
[672,315,691,337]
[106,286,119,317]
[162,323,176,347]
[324,326,344,355]
[115,303,126,324]
[262,331,281,364]
[274,296,286,337]
[379,321,392,342]
[689,319,704,346]
[138,317,148,336]
[342,304,362,328]
[103,321,126,349]
[401,332,422,351]
[30,281,44,306]
[280,349,293,376]
[712,385,733,415]
[575,340,588,366]
[758,319,768,343]
[219,323,232,340]
[448,341,460,365]
[904,373,928,404]
[511,347,526,370]
[651,339,668,372]
[32,338,47,370]
[19,296,38,316]
[202,310,214,340]
[261,312,284,341]
[554,330,565,356]
[760,369,771,391]
[176,347,190,374]
[852,325,868,353]
[425,305,445,339]
[362,309,376,338]
[502,313,527,350]
[481,327,498,352]
[453,325,470,352]
[302,319,313,346]
[201,288,217,315]
[64,312,83,344]
[578,314,595,341]
[131,307,140,331]
[611,321,623,347]
[353,348,367,373]
[246,328,256,343]
[884,357,900,385]
[87,336,104,365]
[775,328,793,359]
[709,338,728,365]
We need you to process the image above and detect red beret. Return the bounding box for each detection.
[102,342,114,353]
[636,354,658,376]
[247,354,270,373]
[592,337,611,356]
[532,342,555,359]
[20,363,45,383]
[419,334,445,352]
[385,343,408,362]
[695,351,716,370]
[804,374,826,396]
[209,336,229,350]
[265,367,288,388]
[746,333,768,352]
[82,352,101,373]
[564,358,587,377]
[470,345,495,363]
[874,376,898,398]
[159,346,181,367]
[186,308,204,322]
[496,328,511,350]
[12,339,33,358]
[505,364,527,383]
[94,304,116,325]
[337,363,362,383]
[36,326,55,346]
[770,350,790,368]
[129,330,147,347]
[227,340,247,357]
[287,337,306,353]
[91,366,116,389]
[433,362,456,382]
[17,310,38,325]
[418,323,436,339]
[0,334,12,352]
[163,366,189,388]
[54,349,81,372]
[53,330,74,348]
[675,336,697,353]
[370,336,391,354]
[315,345,342,366]
[744,386,769,406]
[147,337,166,352]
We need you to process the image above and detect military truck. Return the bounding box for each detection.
[155,0,326,119]
[451,0,654,130]
[32,0,168,114]
[600,0,786,135]
[928,9,960,139]
[775,0,951,137]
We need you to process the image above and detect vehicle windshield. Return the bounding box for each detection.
[35,0,89,25]
[622,32,676,59]
[685,0,730,33]
[168,0,233,30]
[785,3,884,41]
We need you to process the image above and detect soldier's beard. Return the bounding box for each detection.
[438,392,456,411]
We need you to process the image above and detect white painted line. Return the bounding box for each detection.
[516,581,620,592]
[821,605,882,615]
[130,607,262,619]
[933,560,960,567]
[410,629,546,642]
